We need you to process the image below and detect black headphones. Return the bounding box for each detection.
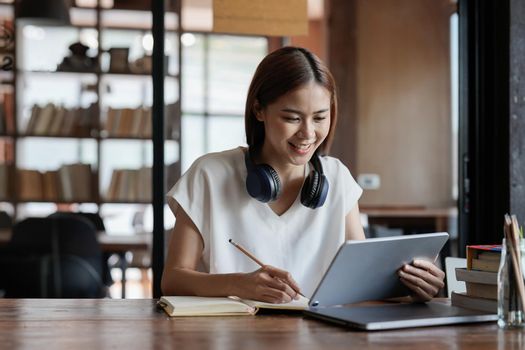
[244,149,329,209]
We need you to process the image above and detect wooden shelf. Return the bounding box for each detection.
[101,135,151,140]
[19,70,98,76]
[101,200,152,205]
[100,136,179,141]
[100,25,178,33]
[17,134,96,139]
[102,71,179,78]
[20,69,178,79]
[14,199,98,204]
[6,3,182,221]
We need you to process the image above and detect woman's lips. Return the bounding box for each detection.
[288,142,314,155]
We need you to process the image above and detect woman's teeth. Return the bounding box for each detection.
[290,142,313,152]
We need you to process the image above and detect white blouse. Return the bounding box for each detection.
[167,147,362,297]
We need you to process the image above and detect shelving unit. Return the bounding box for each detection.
[0,1,15,210]
[0,1,181,234]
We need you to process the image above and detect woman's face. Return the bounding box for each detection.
[256,81,331,168]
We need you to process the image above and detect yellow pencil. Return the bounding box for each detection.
[228,238,305,298]
[228,238,265,267]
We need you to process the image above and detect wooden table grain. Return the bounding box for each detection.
[0,299,523,350]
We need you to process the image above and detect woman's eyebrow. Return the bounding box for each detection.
[280,108,303,115]
[280,108,329,115]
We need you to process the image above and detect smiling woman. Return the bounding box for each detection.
[253,82,331,164]
[245,47,338,157]
[248,81,332,215]
[161,46,445,304]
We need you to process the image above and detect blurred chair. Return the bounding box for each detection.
[76,212,106,231]
[0,210,12,228]
[445,257,467,297]
[49,211,114,288]
[0,211,13,295]
[48,211,106,231]
[0,215,106,298]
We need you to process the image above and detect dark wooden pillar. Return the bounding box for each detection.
[325,0,358,173]
[152,0,166,298]
[459,0,525,253]
[509,0,525,220]
[458,0,509,250]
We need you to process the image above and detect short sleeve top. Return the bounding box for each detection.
[166,147,362,297]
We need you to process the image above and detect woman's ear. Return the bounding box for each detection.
[253,100,264,122]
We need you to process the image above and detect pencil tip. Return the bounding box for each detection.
[228,238,232,243]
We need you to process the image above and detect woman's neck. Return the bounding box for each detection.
[253,145,306,216]
[256,146,305,185]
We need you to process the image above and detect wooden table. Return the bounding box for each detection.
[361,207,459,260]
[0,299,521,350]
[361,207,458,233]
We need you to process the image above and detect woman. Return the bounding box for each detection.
[161,46,444,303]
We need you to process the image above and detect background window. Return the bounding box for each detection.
[180,33,267,172]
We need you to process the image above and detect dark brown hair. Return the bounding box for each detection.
[245,46,338,155]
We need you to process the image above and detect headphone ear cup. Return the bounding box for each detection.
[301,170,320,208]
[246,162,281,203]
[300,153,329,209]
[315,174,329,208]
[301,171,329,209]
[261,164,281,201]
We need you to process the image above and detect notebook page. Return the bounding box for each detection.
[241,295,310,310]
[159,296,256,316]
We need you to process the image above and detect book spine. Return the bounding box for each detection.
[455,268,498,285]
[451,292,497,313]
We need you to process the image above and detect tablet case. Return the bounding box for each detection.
[305,232,498,330]
[309,232,449,307]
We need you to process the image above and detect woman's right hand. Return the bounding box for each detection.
[234,265,302,303]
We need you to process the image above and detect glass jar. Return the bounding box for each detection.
[498,238,525,329]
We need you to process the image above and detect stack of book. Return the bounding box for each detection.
[105,161,179,202]
[0,91,15,135]
[451,245,501,313]
[105,167,152,202]
[25,103,98,137]
[0,163,10,200]
[17,163,93,202]
[104,107,151,138]
[103,103,179,139]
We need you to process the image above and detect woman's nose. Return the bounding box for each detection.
[297,121,315,139]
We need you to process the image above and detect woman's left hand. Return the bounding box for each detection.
[398,259,445,302]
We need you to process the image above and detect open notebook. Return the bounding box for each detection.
[158,295,309,316]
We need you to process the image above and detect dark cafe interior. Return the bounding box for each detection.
[0,0,524,348]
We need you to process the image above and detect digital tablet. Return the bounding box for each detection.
[309,232,449,307]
